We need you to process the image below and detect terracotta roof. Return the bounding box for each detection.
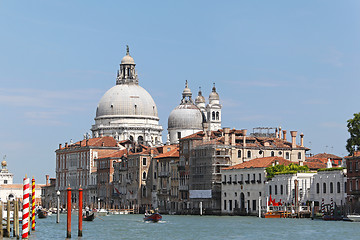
[303,161,326,170]
[153,147,179,159]
[60,136,118,149]
[312,153,342,159]
[305,157,328,164]
[223,157,294,170]
[97,149,127,159]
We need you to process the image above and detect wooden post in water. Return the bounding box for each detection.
[78,187,83,237]
[13,200,19,238]
[67,186,72,238]
[0,202,3,237]
[6,200,11,237]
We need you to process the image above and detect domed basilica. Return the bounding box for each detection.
[91,46,222,146]
[91,46,163,146]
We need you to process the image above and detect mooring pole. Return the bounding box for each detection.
[67,186,72,238]
[78,187,83,237]
[6,200,11,237]
[22,176,30,239]
[0,202,3,237]
[31,177,36,231]
[57,190,60,223]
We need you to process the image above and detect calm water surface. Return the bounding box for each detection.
[28,214,360,240]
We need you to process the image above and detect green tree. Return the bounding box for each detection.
[346,112,360,155]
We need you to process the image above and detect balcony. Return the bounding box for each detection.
[159,171,170,178]
[227,181,231,184]
[257,180,262,184]
[222,181,226,184]
[245,180,250,184]
[179,185,188,191]
[251,180,256,184]
[238,180,243,184]
[232,181,237,184]
[213,154,230,158]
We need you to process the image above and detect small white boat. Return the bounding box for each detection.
[347,215,360,222]
[96,209,108,216]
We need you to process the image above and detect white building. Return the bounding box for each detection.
[0,160,13,185]
[91,46,163,146]
[221,157,294,215]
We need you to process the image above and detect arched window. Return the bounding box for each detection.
[323,183,326,193]
[142,186,146,197]
[275,185,278,195]
[280,185,283,195]
[138,136,144,144]
[212,111,215,120]
[337,182,341,193]
[216,111,219,120]
[269,186,272,195]
[143,171,147,180]
[286,152,290,159]
[330,182,333,193]
[134,104,137,114]
[129,136,134,142]
[298,152,301,160]
[247,151,251,159]
[316,183,320,194]
[271,151,274,157]
[238,150,241,158]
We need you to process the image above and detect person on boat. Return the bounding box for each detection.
[85,206,90,216]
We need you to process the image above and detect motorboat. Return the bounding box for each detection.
[144,212,162,222]
[347,214,360,222]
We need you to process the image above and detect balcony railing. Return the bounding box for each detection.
[238,180,243,184]
[179,185,188,191]
[251,180,256,184]
[245,180,250,184]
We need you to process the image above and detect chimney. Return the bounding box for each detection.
[59,143,62,149]
[231,130,236,146]
[86,139,88,146]
[203,123,210,142]
[283,130,287,141]
[224,128,230,145]
[290,131,297,148]
[275,128,278,138]
[278,126,282,139]
[300,133,304,147]
[242,129,247,147]
[46,175,49,186]
[102,142,105,147]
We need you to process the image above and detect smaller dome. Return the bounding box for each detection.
[195,88,205,104]
[209,83,219,100]
[1,161,7,167]
[182,80,192,98]
[168,104,203,130]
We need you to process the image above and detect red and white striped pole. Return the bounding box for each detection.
[31,177,36,231]
[22,176,30,239]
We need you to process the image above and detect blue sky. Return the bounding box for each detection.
[1,1,360,183]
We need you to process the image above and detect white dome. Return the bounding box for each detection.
[121,55,135,65]
[168,103,203,130]
[96,84,158,118]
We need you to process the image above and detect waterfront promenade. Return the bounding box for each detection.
[29,214,360,240]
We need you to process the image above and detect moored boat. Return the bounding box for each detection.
[144,213,162,222]
[38,210,48,219]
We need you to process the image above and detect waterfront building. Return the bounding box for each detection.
[179,127,308,214]
[345,151,360,213]
[221,157,293,215]
[41,176,57,209]
[312,153,343,166]
[91,46,163,146]
[153,147,179,213]
[55,136,121,207]
[0,160,13,185]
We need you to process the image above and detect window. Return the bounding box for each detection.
[356,162,359,171]
[298,152,301,160]
[281,185,283,195]
[253,174,256,181]
[350,181,352,191]
[275,185,278,195]
[177,132,182,139]
[216,111,219,120]
[271,151,274,157]
[349,161,353,172]
[238,150,241,158]
[154,172,157,179]
[143,171,146,179]
[337,182,341,193]
[138,136,144,144]
[253,200,256,211]
[247,151,251,158]
[4,180,7,184]
[285,152,290,159]
[229,200,233,211]
[142,158,147,166]
[212,111,215,120]
[330,182,333,193]
[323,183,326,193]
[316,183,320,194]
[224,200,226,210]
[269,186,272,195]
[258,173,262,182]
